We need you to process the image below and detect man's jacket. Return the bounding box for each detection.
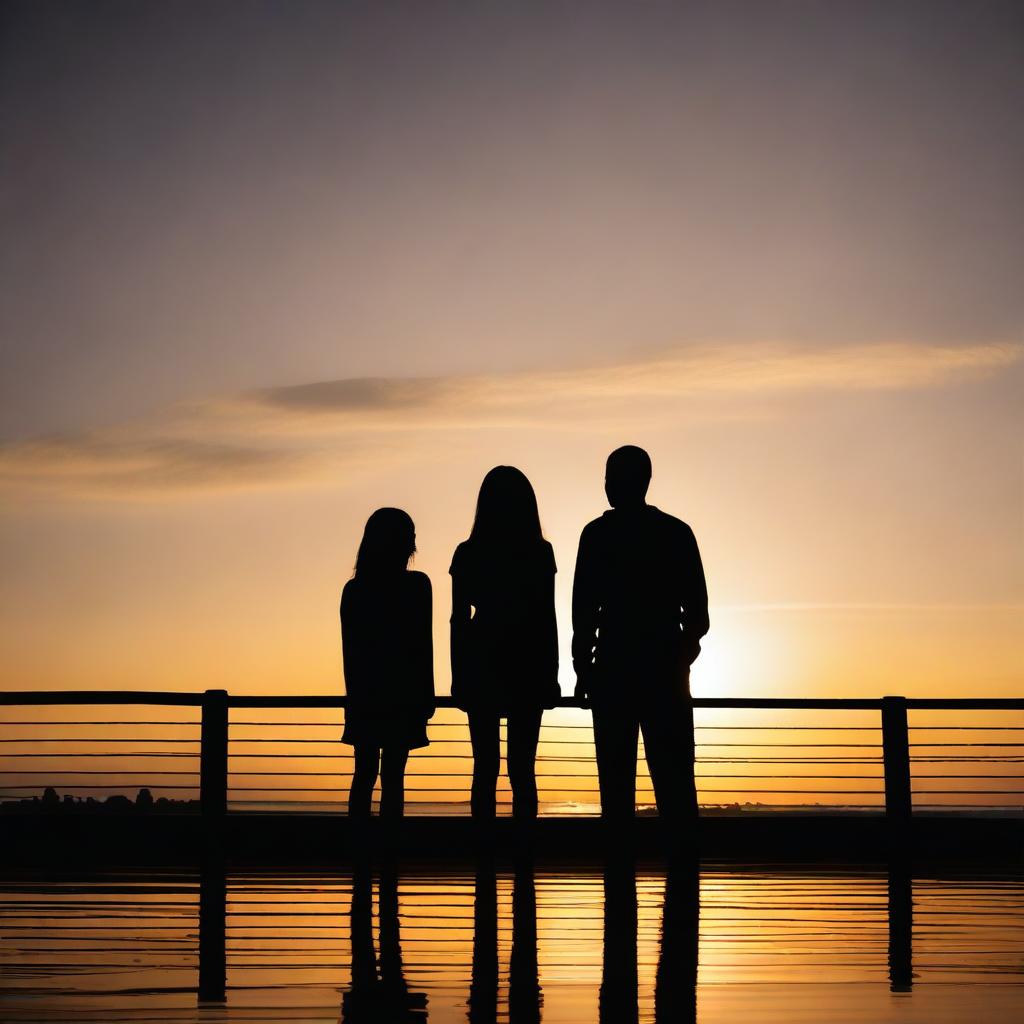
[572,504,709,697]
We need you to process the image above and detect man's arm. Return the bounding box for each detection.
[679,524,709,666]
[571,524,600,700]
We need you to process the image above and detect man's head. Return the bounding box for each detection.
[605,445,652,508]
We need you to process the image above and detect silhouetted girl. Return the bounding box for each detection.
[341,508,434,819]
[450,467,559,822]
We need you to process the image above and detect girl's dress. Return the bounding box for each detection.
[341,570,434,749]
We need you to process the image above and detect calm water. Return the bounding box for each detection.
[1,864,1021,1023]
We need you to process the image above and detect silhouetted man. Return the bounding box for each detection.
[572,446,708,834]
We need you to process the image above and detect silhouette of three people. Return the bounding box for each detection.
[340,447,707,830]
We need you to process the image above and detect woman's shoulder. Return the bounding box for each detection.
[449,539,474,575]
[340,577,361,616]
[540,539,557,573]
[405,569,432,593]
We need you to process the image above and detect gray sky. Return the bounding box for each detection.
[3,1,1022,438]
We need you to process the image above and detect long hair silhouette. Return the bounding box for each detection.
[469,466,544,547]
[354,508,416,577]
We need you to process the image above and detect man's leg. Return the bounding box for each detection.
[640,693,698,829]
[592,694,639,823]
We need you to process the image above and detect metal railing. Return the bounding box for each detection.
[1,691,1022,819]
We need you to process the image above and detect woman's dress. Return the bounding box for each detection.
[449,539,559,714]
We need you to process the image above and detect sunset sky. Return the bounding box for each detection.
[2,1,1021,703]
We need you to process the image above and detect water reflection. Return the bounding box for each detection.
[600,857,637,1023]
[656,861,699,1023]
[470,859,542,1023]
[601,856,699,1024]
[0,862,1020,1023]
[469,861,497,1023]
[342,863,427,1022]
[508,863,541,1024]
[197,852,226,1003]
[887,855,913,993]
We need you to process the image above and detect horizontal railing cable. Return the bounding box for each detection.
[2,691,1020,818]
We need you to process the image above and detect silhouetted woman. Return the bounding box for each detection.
[450,467,559,822]
[341,508,434,819]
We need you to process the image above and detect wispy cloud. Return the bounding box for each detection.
[1,340,1018,499]
[238,341,1020,420]
[255,376,451,414]
[0,436,309,496]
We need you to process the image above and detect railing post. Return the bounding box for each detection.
[881,696,912,823]
[200,689,228,821]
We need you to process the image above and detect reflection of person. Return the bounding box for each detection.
[655,859,700,1024]
[450,467,560,822]
[341,508,435,819]
[509,862,542,1024]
[468,862,498,1024]
[342,864,428,1022]
[572,446,708,831]
[469,857,542,1024]
[600,856,700,1024]
[600,858,638,1024]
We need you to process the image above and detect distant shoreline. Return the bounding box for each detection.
[3,787,1019,818]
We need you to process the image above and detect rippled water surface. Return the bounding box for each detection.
[1,864,1021,1023]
